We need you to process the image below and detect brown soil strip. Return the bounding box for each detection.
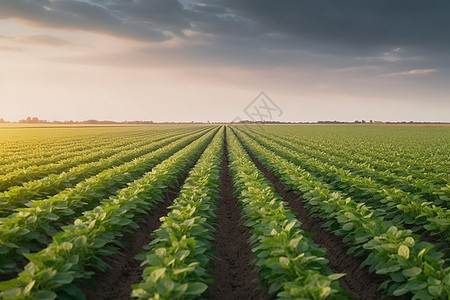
[0,262,25,282]
[79,178,188,300]
[205,133,273,300]
[0,170,186,285]
[78,133,219,299]
[241,143,390,300]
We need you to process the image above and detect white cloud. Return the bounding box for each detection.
[385,68,437,77]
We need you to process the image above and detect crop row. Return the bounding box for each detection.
[239,129,450,255]
[0,133,105,162]
[0,127,165,175]
[132,127,224,299]
[0,126,208,217]
[256,127,448,184]
[246,128,447,206]
[0,127,214,276]
[233,127,450,299]
[134,128,350,300]
[0,128,160,167]
[0,137,117,176]
[0,127,209,192]
[278,126,449,170]
[0,128,218,299]
[227,129,349,299]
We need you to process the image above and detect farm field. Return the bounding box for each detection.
[0,124,449,300]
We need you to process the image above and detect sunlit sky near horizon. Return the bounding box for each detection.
[1,0,449,122]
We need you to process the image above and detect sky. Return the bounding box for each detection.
[0,0,449,122]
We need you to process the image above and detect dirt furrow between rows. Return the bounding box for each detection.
[79,176,189,300]
[206,134,273,300]
[243,144,389,300]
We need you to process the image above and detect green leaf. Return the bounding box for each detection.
[402,267,421,277]
[428,285,442,297]
[406,280,427,291]
[23,280,35,294]
[285,221,296,232]
[44,213,59,221]
[404,237,415,246]
[91,238,107,249]
[118,218,132,225]
[412,290,434,300]
[418,248,427,257]
[320,286,331,298]
[172,266,195,275]
[174,283,188,295]
[387,226,398,235]
[73,235,87,247]
[279,257,290,267]
[423,224,435,231]
[3,242,19,248]
[342,222,354,231]
[53,272,74,284]
[157,277,175,294]
[60,242,73,251]
[35,290,57,300]
[444,273,450,286]
[398,245,410,259]
[185,282,207,296]
[377,264,401,274]
[344,212,358,220]
[393,287,409,296]
[149,268,166,283]
[155,248,167,257]
[328,273,346,281]
[268,281,282,294]
[68,255,79,264]
[289,236,302,249]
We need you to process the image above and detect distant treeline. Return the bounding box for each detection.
[232,120,450,125]
[0,117,447,125]
[317,120,450,124]
[16,117,157,124]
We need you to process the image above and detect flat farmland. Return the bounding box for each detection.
[0,124,449,300]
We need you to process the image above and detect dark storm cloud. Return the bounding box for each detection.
[0,0,189,41]
[188,0,450,73]
[194,0,450,78]
[2,0,449,71]
[106,0,193,36]
[206,0,450,52]
[3,0,450,52]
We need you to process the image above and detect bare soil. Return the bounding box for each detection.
[205,132,274,300]
[242,143,391,300]
[79,177,189,299]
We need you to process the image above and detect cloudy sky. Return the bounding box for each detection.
[1,0,449,122]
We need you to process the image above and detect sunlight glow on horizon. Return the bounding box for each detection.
[1,3,449,122]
